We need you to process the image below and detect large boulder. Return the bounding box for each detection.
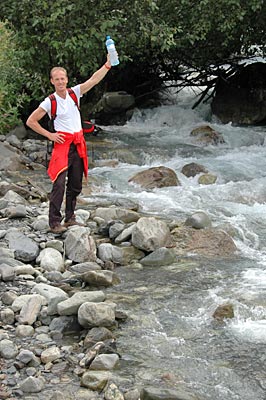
[211,62,266,125]
[0,142,27,171]
[90,91,135,125]
[190,125,225,145]
[129,166,180,189]
[171,226,238,257]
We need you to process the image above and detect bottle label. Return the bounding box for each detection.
[107,44,115,50]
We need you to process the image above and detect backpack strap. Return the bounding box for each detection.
[67,88,80,110]
[49,94,57,121]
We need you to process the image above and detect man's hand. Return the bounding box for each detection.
[49,132,65,143]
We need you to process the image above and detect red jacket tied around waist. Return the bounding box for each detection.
[47,130,88,182]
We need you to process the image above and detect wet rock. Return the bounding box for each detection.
[83,327,115,349]
[82,270,120,287]
[124,388,141,400]
[68,261,102,274]
[97,243,145,265]
[185,211,212,229]
[213,303,234,321]
[181,162,208,177]
[89,353,119,370]
[131,217,172,252]
[104,382,124,400]
[140,387,198,400]
[128,166,180,189]
[80,370,110,391]
[140,247,176,266]
[198,173,217,185]
[171,226,237,257]
[190,125,225,145]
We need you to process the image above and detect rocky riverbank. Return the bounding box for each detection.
[0,128,239,400]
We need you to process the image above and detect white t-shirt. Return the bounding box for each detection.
[40,85,82,134]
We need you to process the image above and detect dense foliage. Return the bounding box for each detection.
[0,21,29,133]
[0,0,265,129]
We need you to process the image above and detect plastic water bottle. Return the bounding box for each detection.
[105,35,119,66]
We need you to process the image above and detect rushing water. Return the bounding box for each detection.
[87,88,266,399]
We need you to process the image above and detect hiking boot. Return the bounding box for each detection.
[64,217,85,228]
[50,224,67,234]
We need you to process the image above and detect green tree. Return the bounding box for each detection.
[0,21,28,133]
[0,0,265,111]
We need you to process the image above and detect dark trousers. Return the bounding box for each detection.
[49,143,84,228]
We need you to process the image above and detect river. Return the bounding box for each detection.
[86,87,266,399]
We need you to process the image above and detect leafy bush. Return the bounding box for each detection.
[0,21,29,134]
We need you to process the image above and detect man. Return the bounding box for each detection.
[26,57,112,234]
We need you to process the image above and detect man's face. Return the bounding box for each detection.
[50,70,68,92]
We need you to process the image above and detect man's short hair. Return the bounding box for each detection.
[50,67,67,78]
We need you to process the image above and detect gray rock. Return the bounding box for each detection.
[16,325,35,338]
[80,370,110,391]
[0,338,18,359]
[90,353,119,370]
[140,247,176,266]
[0,308,15,325]
[6,230,39,262]
[140,387,198,400]
[5,204,27,219]
[57,291,106,316]
[93,207,139,223]
[36,247,64,272]
[82,270,121,287]
[0,263,15,281]
[97,243,144,265]
[32,283,69,315]
[18,294,43,325]
[185,211,212,229]
[65,226,97,263]
[19,376,45,393]
[78,302,116,328]
[131,217,172,252]
[104,382,124,400]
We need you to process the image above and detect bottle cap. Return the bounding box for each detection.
[106,35,110,39]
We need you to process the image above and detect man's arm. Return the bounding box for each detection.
[80,57,112,95]
[26,107,65,143]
